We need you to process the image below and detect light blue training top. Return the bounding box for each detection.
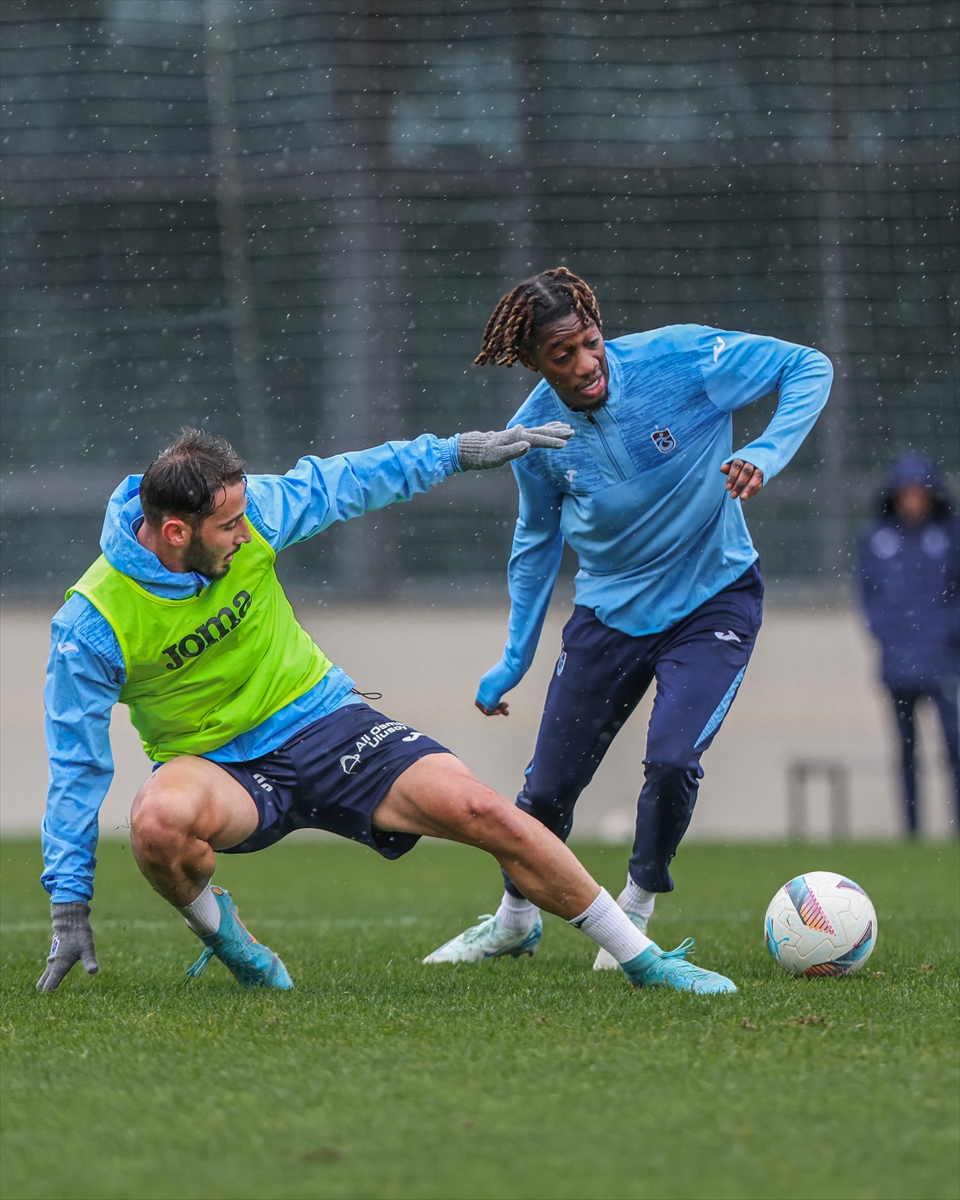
[42,435,460,904]
[474,325,832,712]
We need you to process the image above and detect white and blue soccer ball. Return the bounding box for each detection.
[764,871,877,977]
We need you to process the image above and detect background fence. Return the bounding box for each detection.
[2,0,957,597]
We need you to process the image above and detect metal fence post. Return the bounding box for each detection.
[788,759,850,839]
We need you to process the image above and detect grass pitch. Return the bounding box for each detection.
[1,838,957,1200]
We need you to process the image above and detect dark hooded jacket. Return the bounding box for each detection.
[857,454,960,689]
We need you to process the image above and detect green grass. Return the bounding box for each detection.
[1,838,958,1200]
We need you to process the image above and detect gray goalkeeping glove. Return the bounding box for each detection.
[456,422,574,470]
[36,902,99,993]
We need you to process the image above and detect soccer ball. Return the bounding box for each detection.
[764,871,877,977]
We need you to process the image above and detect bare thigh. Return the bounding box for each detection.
[372,753,599,919]
[131,755,259,850]
[130,756,260,907]
[372,753,505,841]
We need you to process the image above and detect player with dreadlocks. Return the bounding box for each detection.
[424,267,833,992]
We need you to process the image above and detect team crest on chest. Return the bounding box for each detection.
[651,427,677,453]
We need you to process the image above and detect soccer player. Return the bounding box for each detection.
[425,268,832,980]
[37,423,735,996]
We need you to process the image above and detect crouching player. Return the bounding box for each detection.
[425,268,832,988]
[36,424,733,995]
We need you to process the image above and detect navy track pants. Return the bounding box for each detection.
[504,563,764,896]
[888,682,960,835]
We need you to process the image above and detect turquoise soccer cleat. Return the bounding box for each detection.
[619,938,737,994]
[593,911,650,971]
[185,886,294,989]
[422,913,543,964]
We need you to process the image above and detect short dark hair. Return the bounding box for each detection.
[140,428,245,528]
[474,267,603,367]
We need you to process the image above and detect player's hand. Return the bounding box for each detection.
[721,459,764,500]
[457,423,574,470]
[476,660,519,715]
[36,902,99,992]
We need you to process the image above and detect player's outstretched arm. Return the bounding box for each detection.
[457,423,573,470]
[245,425,573,554]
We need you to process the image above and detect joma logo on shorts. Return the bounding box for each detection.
[161,591,251,670]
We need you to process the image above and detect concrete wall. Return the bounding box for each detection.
[2,600,955,841]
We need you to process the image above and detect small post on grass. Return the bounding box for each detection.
[787,760,850,839]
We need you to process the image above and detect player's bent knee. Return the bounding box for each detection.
[130,789,194,861]
[457,787,529,843]
[459,782,508,821]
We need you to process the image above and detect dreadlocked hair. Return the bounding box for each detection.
[474,267,602,367]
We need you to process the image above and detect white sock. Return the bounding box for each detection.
[568,888,652,963]
[178,884,221,936]
[618,876,657,921]
[496,890,539,933]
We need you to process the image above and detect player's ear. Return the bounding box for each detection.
[516,346,540,374]
[160,516,191,547]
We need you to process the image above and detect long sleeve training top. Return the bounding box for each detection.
[476,325,832,712]
[43,435,459,904]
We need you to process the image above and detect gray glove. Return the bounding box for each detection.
[36,902,99,993]
[457,422,574,470]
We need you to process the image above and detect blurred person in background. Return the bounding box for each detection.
[858,454,960,835]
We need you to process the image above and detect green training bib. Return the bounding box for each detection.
[68,526,331,761]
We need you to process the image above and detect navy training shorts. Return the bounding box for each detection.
[215,702,450,858]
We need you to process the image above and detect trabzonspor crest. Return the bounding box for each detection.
[651,427,677,453]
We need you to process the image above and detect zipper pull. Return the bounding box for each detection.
[586,411,596,424]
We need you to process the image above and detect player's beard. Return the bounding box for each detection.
[566,363,610,412]
[572,390,608,412]
[566,389,608,414]
[182,533,233,580]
